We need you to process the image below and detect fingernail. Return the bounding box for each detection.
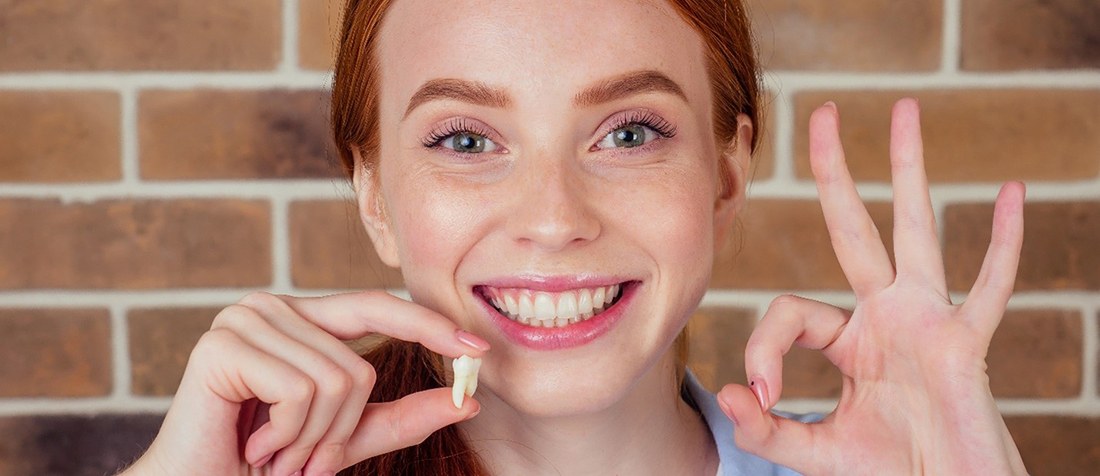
[717,392,739,426]
[290,471,302,476]
[749,376,770,411]
[253,452,273,468]
[823,100,837,110]
[456,329,490,351]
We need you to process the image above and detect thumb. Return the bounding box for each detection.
[718,383,823,474]
[341,387,479,467]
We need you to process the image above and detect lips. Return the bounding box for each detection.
[473,279,637,350]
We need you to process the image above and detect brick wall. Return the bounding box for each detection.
[0,0,1097,474]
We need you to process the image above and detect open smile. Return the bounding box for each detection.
[473,279,639,350]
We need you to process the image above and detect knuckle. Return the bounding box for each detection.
[348,359,377,390]
[211,303,263,330]
[284,373,316,403]
[767,294,802,314]
[316,365,353,398]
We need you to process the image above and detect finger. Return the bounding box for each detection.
[809,102,895,298]
[264,291,490,358]
[889,98,947,292]
[212,304,357,475]
[342,387,480,466]
[960,181,1025,333]
[717,383,824,474]
[744,295,850,410]
[189,329,314,467]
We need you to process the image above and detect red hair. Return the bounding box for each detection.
[331,1,759,473]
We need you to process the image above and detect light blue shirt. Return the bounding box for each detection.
[683,371,824,476]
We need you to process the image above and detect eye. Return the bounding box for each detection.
[596,124,657,149]
[442,132,498,154]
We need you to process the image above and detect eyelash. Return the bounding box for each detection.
[604,111,677,142]
[421,118,495,148]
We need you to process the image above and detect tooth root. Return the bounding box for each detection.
[452,355,482,409]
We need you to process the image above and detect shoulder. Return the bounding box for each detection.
[683,371,823,476]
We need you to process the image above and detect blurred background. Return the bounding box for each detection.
[0,0,1098,474]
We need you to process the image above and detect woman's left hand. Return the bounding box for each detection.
[719,98,1029,475]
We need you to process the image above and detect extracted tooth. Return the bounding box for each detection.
[452,354,482,409]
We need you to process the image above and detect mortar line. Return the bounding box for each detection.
[270,196,294,294]
[119,88,140,184]
[280,0,301,73]
[109,304,132,400]
[940,0,962,74]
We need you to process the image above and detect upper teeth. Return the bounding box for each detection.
[483,284,622,328]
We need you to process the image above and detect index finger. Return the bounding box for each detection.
[275,291,490,358]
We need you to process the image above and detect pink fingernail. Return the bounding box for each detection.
[456,329,490,351]
[749,376,770,410]
[253,452,273,468]
[717,392,739,426]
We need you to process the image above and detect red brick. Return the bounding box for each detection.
[299,0,344,70]
[0,0,281,71]
[987,309,1082,398]
[0,91,120,182]
[747,0,941,71]
[139,89,339,179]
[0,199,271,289]
[0,309,111,397]
[711,200,894,290]
[0,414,162,476]
[290,200,404,289]
[793,91,1100,183]
[687,307,755,392]
[962,0,1100,71]
[1005,416,1100,475]
[945,201,1100,291]
[128,307,222,396]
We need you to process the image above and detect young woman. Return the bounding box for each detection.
[123,0,1029,474]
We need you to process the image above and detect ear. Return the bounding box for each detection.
[352,148,401,268]
[713,114,753,246]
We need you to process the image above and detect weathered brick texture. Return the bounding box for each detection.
[711,200,894,290]
[0,0,281,71]
[793,90,1100,183]
[299,0,344,70]
[290,200,405,289]
[962,0,1100,71]
[140,89,339,179]
[0,199,272,289]
[0,414,162,476]
[0,91,121,183]
[0,309,112,397]
[945,201,1100,291]
[128,307,222,396]
[1005,416,1100,476]
[746,0,942,71]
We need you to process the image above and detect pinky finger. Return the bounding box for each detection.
[960,182,1025,333]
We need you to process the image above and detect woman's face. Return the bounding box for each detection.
[362,0,750,416]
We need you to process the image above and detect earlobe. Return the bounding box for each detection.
[352,148,401,268]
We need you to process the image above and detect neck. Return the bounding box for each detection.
[458,353,718,476]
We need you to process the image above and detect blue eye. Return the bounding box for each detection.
[596,124,657,149]
[442,132,498,153]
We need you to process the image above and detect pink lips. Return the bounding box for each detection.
[473,277,638,351]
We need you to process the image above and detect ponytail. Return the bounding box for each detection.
[339,339,488,475]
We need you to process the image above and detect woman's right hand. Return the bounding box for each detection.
[121,291,489,476]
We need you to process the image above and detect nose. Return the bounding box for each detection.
[505,156,601,251]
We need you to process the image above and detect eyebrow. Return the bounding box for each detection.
[573,70,687,108]
[402,69,687,119]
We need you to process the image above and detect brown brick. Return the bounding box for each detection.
[0,199,271,289]
[1005,416,1100,476]
[0,414,162,476]
[0,91,120,182]
[793,91,1100,183]
[688,306,843,398]
[687,306,755,392]
[290,200,404,289]
[945,201,1100,291]
[987,309,1082,398]
[299,0,344,70]
[0,0,280,71]
[128,307,222,396]
[747,0,941,71]
[0,309,111,397]
[139,89,339,179]
[750,92,777,181]
[711,200,894,290]
[962,0,1100,71]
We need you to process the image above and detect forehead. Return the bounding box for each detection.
[375,0,710,115]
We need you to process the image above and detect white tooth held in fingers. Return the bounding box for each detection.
[452,355,482,409]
